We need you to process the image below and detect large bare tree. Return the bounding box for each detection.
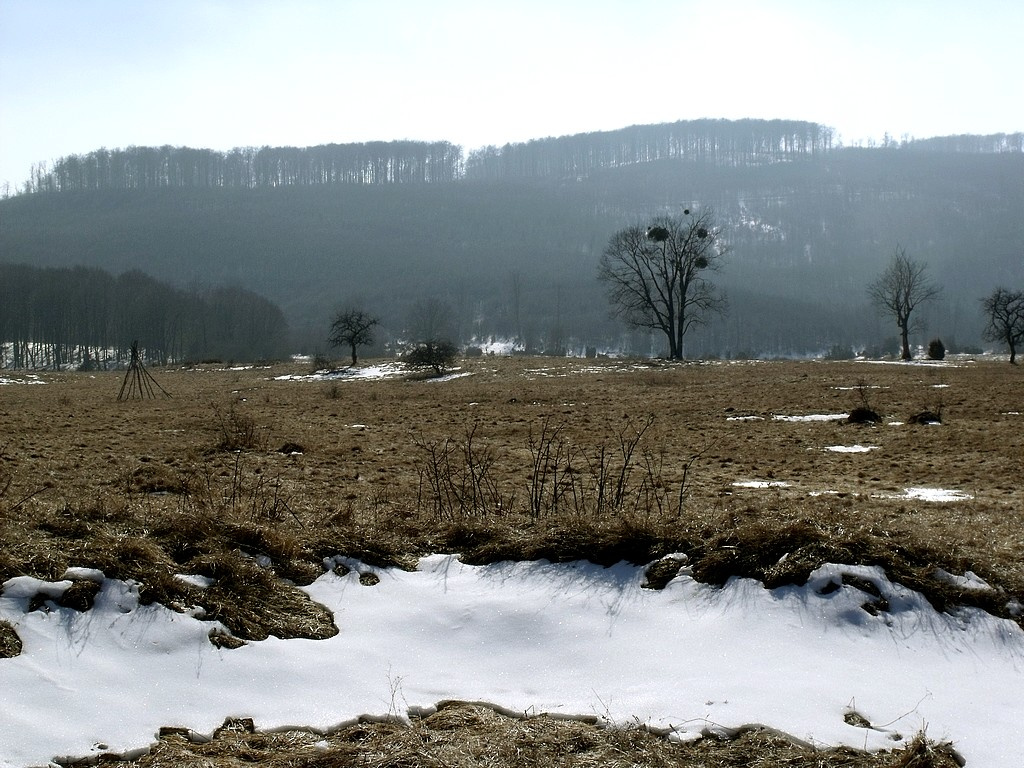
[867,246,941,360]
[598,208,727,360]
[328,308,379,366]
[981,287,1024,364]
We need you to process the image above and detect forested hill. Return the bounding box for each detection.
[21,119,835,193]
[2,118,1022,359]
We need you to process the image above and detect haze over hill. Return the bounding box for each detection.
[1,119,1022,362]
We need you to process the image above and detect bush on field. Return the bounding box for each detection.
[404,340,458,376]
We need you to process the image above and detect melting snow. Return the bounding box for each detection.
[2,557,1022,767]
[772,413,848,422]
[0,374,45,386]
[876,488,974,502]
[275,362,408,382]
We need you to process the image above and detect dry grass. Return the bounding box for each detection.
[2,356,1022,633]
[95,702,962,768]
[1,356,1019,764]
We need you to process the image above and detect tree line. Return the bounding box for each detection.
[16,120,1022,196]
[905,132,1024,154]
[18,120,839,194]
[0,265,288,368]
[22,141,465,194]
[465,119,837,181]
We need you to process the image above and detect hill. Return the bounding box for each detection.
[1,119,1022,358]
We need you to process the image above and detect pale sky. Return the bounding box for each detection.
[1,0,1022,191]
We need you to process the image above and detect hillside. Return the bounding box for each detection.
[1,120,1022,358]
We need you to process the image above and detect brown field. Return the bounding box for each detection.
[0,355,1019,766]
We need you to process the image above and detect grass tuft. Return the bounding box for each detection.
[0,620,21,658]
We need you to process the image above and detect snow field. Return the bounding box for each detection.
[2,555,1022,767]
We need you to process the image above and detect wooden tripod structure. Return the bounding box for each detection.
[118,341,171,401]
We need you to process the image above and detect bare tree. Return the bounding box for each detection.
[867,246,941,360]
[981,287,1024,364]
[406,298,455,344]
[328,308,379,366]
[598,208,727,359]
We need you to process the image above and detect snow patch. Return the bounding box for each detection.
[876,487,974,502]
[934,569,993,592]
[0,374,45,386]
[772,413,848,422]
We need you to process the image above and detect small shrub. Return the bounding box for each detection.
[403,340,458,376]
[927,338,946,360]
[909,409,942,425]
[847,379,880,423]
[847,407,880,424]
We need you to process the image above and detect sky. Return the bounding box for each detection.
[1,0,1022,191]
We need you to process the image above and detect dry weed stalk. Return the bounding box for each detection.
[415,425,513,520]
[212,402,268,452]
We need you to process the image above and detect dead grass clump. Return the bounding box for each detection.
[125,462,187,495]
[306,516,428,571]
[455,513,681,567]
[888,733,964,767]
[54,578,102,612]
[184,552,337,641]
[74,534,174,583]
[38,497,136,539]
[689,517,821,586]
[642,555,688,589]
[0,620,21,658]
[147,507,225,564]
[115,702,962,768]
[683,510,1018,624]
[11,501,339,643]
[219,522,319,584]
[212,403,268,452]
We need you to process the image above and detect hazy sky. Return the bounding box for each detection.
[1,0,1021,190]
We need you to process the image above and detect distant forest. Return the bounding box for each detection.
[22,119,840,193]
[0,264,287,368]
[2,118,1022,364]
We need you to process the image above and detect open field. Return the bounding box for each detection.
[1,355,1021,766]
